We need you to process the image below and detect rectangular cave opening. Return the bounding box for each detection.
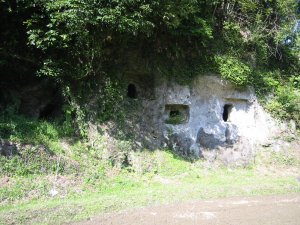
[223,104,233,122]
[164,104,189,124]
[127,83,137,99]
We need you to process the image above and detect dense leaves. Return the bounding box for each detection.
[1,0,300,126]
[1,0,298,79]
[23,0,218,80]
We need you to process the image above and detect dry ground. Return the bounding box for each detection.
[77,194,300,225]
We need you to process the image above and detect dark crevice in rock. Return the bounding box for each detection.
[223,104,233,122]
[127,83,137,99]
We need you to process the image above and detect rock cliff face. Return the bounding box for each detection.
[160,76,277,155]
[94,74,281,164]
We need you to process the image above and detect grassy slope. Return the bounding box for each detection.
[0,116,300,224]
[1,150,300,225]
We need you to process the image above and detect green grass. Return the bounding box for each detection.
[165,114,187,124]
[1,175,299,224]
[1,151,299,225]
[1,115,300,224]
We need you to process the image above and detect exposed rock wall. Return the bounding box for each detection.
[94,74,281,164]
[159,76,278,156]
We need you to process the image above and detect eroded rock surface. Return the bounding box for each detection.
[90,74,282,165]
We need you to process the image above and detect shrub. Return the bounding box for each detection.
[215,55,251,86]
[266,85,300,128]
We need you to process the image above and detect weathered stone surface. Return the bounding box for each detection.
[197,128,223,150]
[166,132,193,156]
[158,75,278,158]
[90,74,281,163]
[0,139,18,156]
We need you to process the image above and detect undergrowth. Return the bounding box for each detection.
[0,144,299,224]
[0,109,299,224]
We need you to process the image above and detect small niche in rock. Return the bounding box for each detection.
[127,83,137,99]
[223,104,233,122]
[165,104,189,124]
[170,110,180,117]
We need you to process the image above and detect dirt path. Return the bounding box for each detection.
[76,194,300,225]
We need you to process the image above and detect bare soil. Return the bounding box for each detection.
[76,194,300,225]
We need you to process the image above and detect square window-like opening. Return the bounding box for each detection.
[165,104,189,124]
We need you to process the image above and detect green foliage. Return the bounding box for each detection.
[2,3,300,219]
[290,75,300,89]
[269,150,300,166]
[166,114,187,125]
[1,147,300,225]
[97,78,124,122]
[62,86,88,138]
[249,70,280,96]
[61,105,77,137]
[0,113,72,146]
[0,147,59,176]
[222,21,244,49]
[23,0,217,80]
[215,55,251,86]
[0,111,76,177]
[0,177,49,203]
[249,68,300,127]
[266,85,300,127]
[256,146,300,167]
[1,0,300,137]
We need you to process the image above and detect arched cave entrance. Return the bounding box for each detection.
[223,104,233,122]
[127,83,137,99]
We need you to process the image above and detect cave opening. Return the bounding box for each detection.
[165,104,189,124]
[170,110,180,117]
[127,83,137,99]
[223,104,233,122]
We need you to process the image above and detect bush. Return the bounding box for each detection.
[215,55,251,86]
[0,147,59,176]
[266,85,300,128]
